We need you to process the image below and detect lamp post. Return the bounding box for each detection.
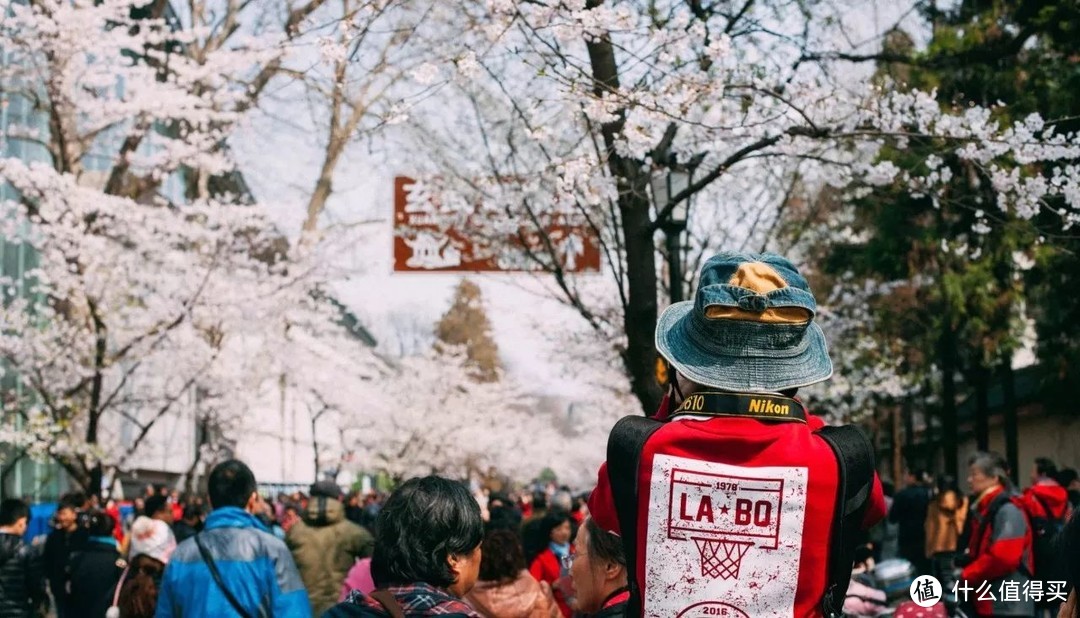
[651,163,693,303]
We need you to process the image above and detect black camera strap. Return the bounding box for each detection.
[670,391,808,424]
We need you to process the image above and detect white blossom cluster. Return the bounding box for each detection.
[374,0,1080,418]
[0,0,385,490]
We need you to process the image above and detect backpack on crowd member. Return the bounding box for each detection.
[605,408,876,618]
[1024,494,1067,592]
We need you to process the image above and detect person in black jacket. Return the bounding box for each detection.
[0,498,47,618]
[568,518,628,617]
[170,503,203,544]
[889,469,933,575]
[42,492,88,618]
[1059,509,1079,618]
[67,510,124,618]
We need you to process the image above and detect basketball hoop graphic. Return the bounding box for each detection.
[695,538,752,579]
[667,468,785,580]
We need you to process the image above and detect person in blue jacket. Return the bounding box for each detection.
[155,460,311,617]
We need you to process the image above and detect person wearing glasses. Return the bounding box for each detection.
[567,519,628,617]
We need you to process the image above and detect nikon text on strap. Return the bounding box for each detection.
[671,392,808,423]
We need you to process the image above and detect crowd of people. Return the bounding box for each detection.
[0,460,604,618]
[844,454,1079,617]
[2,454,1076,618]
[2,251,1080,618]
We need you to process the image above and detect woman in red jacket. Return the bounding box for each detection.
[528,511,574,618]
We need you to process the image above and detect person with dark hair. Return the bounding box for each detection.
[0,498,47,617]
[465,529,559,618]
[172,503,204,544]
[143,495,174,525]
[1058,510,1079,618]
[486,504,522,534]
[68,510,124,618]
[44,491,89,617]
[925,475,969,580]
[520,492,550,565]
[567,519,628,617]
[325,475,484,617]
[155,459,311,617]
[344,492,366,528]
[1024,458,1071,616]
[287,480,374,615]
[527,511,574,617]
[958,451,1034,617]
[526,492,548,521]
[1057,468,1080,510]
[1024,457,1070,524]
[890,468,933,574]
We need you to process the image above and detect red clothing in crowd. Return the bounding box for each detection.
[106,503,124,541]
[528,548,572,618]
[1023,479,1070,520]
[588,393,886,618]
[961,485,1034,617]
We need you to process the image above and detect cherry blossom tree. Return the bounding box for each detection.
[344,347,542,481]
[0,0,384,494]
[378,0,1080,415]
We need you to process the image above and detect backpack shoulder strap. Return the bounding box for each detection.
[1031,494,1062,523]
[817,424,875,618]
[983,493,1034,578]
[606,414,664,618]
[194,533,260,618]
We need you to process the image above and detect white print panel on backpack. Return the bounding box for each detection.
[644,455,809,618]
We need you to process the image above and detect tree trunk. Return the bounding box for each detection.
[86,300,108,500]
[620,195,663,412]
[903,395,915,461]
[311,413,321,480]
[975,364,990,451]
[1001,360,1019,485]
[939,324,959,478]
[585,8,663,413]
[892,404,903,486]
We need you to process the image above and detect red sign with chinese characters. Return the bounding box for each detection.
[392,176,601,273]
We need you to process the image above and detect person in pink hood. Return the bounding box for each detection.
[340,557,376,601]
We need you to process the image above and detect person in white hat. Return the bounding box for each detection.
[108,516,177,618]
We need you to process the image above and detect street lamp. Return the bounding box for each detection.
[651,163,693,303]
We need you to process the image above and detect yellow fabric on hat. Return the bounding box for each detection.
[702,262,812,324]
[728,261,788,293]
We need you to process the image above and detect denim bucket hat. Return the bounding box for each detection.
[655,252,832,393]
